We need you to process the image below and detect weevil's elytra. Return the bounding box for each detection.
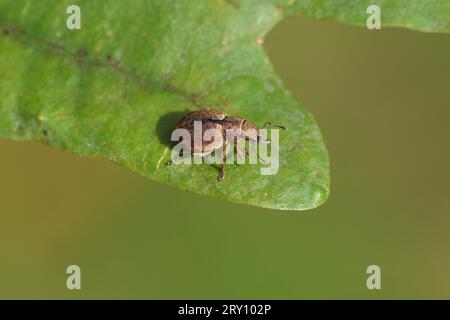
[168,108,286,181]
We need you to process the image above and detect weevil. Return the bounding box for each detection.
[167,109,286,181]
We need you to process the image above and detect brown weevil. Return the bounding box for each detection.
[167,108,286,181]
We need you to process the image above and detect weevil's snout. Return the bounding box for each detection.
[257,136,271,144]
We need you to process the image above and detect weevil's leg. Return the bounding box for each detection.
[218,143,229,181]
[258,153,268,165]
[167,159,177,165]
[256,142,269,165]
[167,155,186,165]
[234,141,247,162]
[218,163,225,181]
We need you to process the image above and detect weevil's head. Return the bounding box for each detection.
[240,120,259,142]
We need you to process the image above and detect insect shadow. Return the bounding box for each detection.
[155,109,224,175]
[155,110,188,147]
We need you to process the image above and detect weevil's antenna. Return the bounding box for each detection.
[262,122,288,131]
[258,122,287,144]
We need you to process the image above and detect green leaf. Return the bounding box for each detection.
[282,0,450,33]
[0,0,331,211]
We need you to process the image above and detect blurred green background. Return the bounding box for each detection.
[1,15,450,299]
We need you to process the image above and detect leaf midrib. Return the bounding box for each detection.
[0,22,204,111]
